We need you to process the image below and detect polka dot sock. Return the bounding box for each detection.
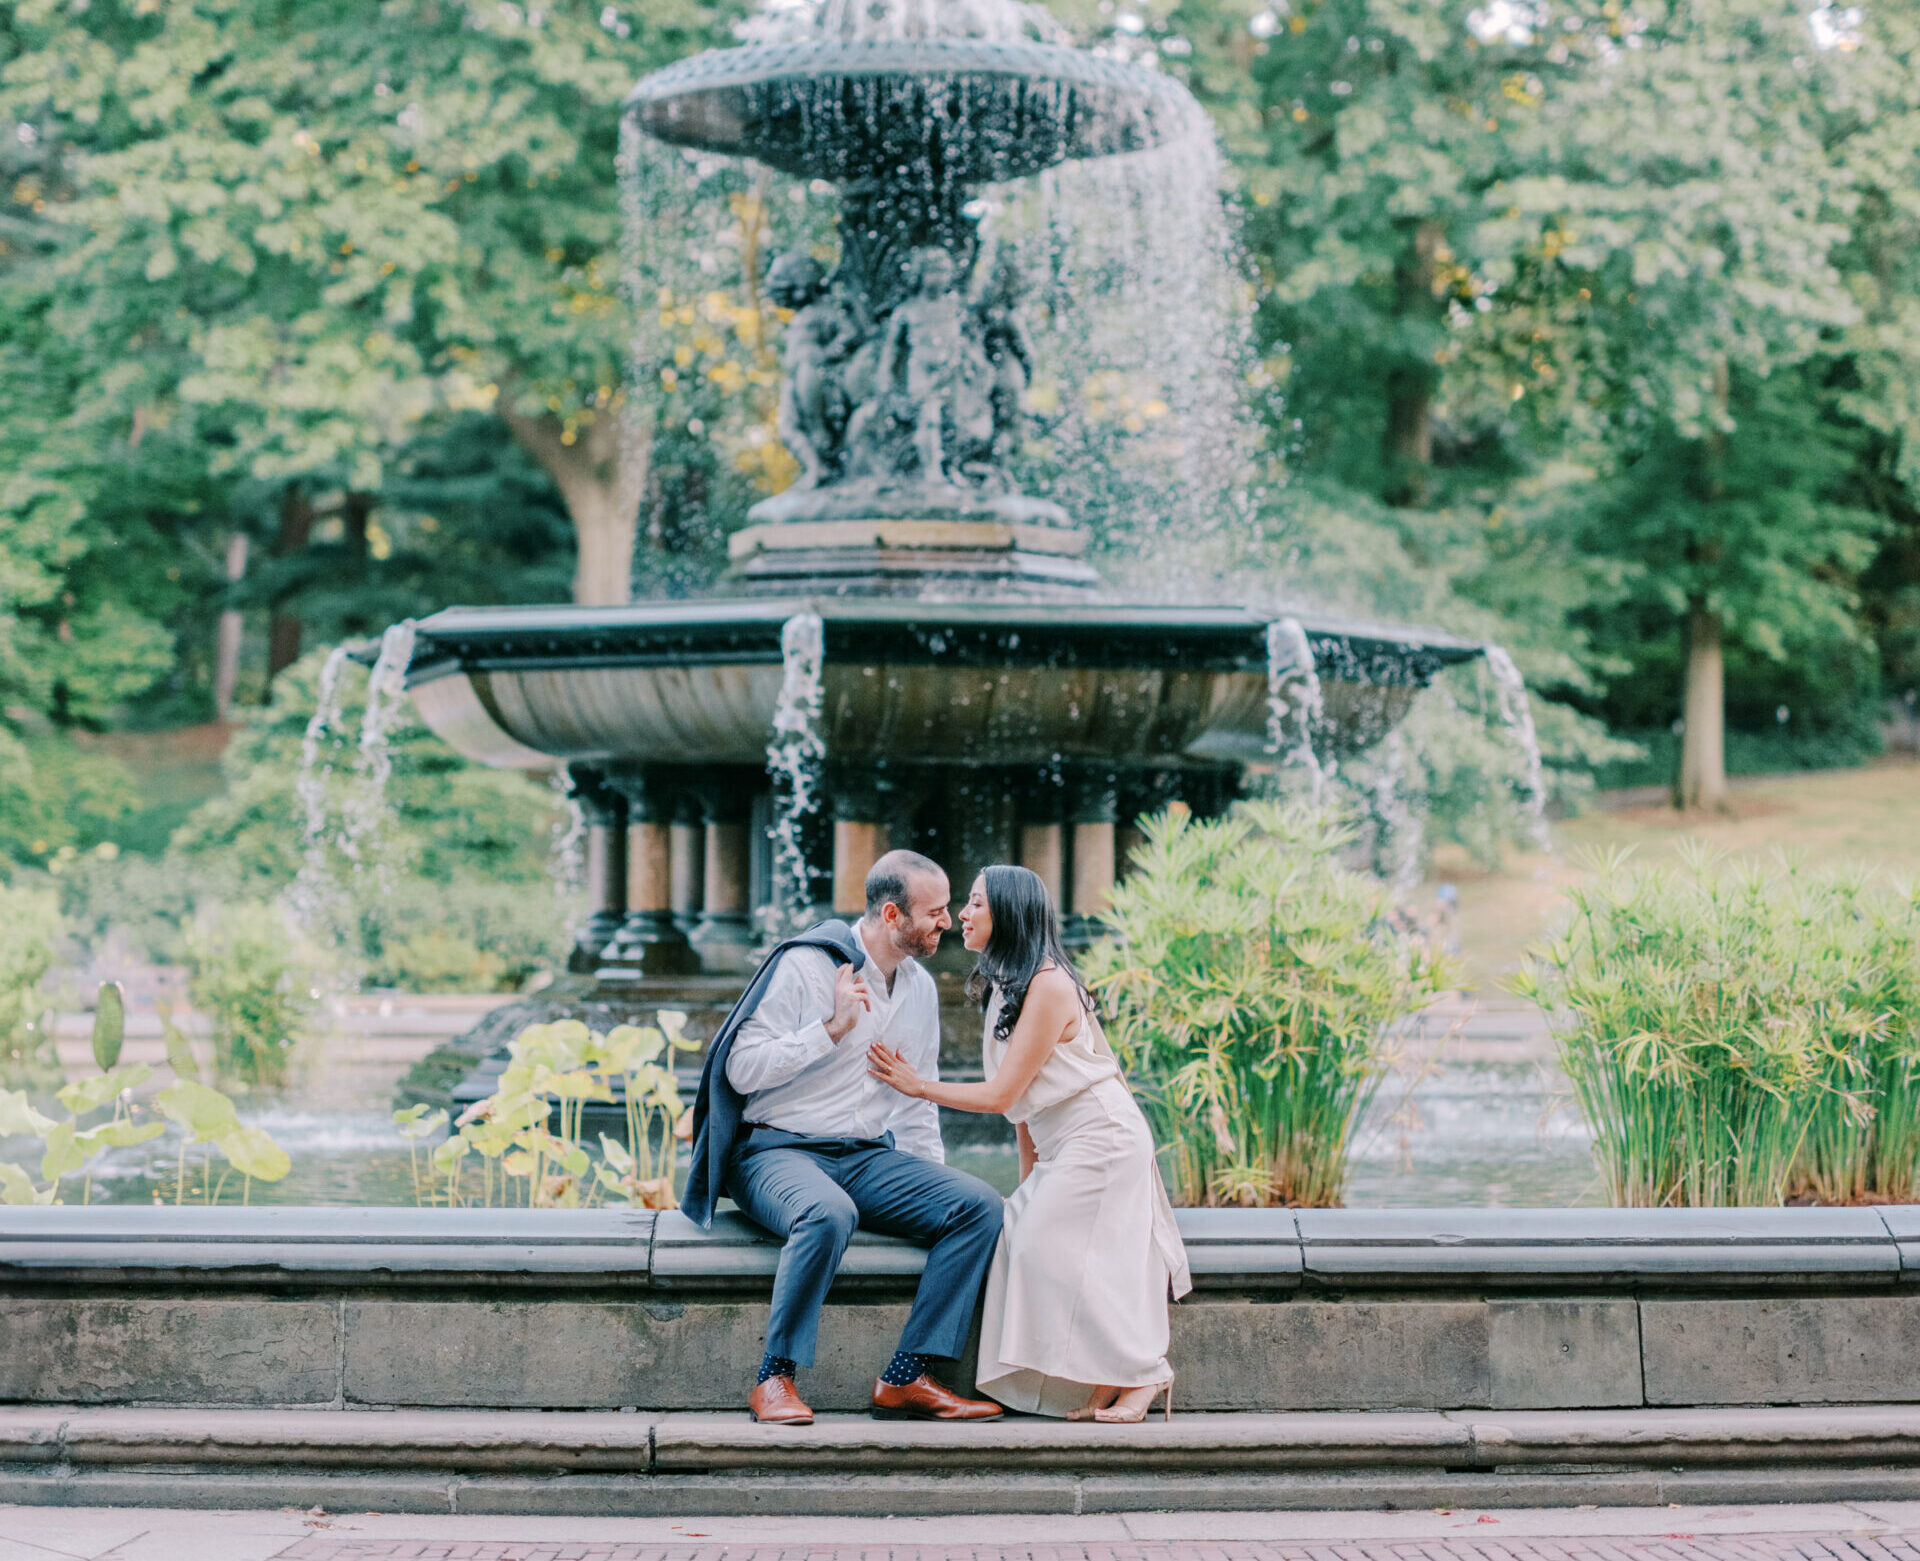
[879,1349,930,1387]
[756,1353,797,1385]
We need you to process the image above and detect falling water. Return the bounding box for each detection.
[765,612,826,933]
[1373,731,1423,895]
[1264,619,1326,802]
[342,620,417,885]
[1484,645,1551,853]
[548,768,587,927]
[285,645,354,944]
[989,131,1259,582]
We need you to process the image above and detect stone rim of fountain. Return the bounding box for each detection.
[624,37,1206,182]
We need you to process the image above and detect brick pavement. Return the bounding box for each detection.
[269,1535,1920,1561]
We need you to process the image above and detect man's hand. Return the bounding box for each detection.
[824,963,873,1043]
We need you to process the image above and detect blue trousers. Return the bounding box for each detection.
[726,1126,1004,1369]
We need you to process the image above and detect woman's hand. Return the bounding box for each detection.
[866,1043,926,1099]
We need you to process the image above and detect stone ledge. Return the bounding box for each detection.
[6,1206,1910,1290]
[8,1405,1920,1516]
[1296,1209,1903,1282]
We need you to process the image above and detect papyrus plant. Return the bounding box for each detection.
[1082,801,1445,1208]
[1511,847,1920,1207]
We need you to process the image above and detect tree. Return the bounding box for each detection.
[2,0,750,623]
[1479,0,1867,808]
[1120,0,1593,508]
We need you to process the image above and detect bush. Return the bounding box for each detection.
[370,928,506,994]
[0,884,61,1091]
[1512,849,1920,1207]
[184,903,316,1088]
[366,878,569,993]
[1081,800,1447,1208]
[1589,717,1884,792]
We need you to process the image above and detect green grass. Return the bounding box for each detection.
[81,724,230,857]
[1425,757,1920,991]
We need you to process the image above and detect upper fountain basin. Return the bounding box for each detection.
[399,599,1481,772]
[624,36,1206,186]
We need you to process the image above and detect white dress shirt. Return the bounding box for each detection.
[724,921,946,1162]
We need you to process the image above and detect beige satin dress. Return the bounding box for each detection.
[975,988,1192,1418]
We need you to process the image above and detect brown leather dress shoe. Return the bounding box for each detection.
[748,1375,814,1425]
[871,1374,1003,1421]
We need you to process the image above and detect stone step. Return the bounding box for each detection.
[8,1406,1920,1516]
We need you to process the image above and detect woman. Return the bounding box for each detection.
[867,865,1191,1421]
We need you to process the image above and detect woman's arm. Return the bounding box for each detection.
[867,969,1080,1115]
[1016,1122,1037,1184]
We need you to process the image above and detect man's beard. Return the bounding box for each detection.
[902,923,943,959]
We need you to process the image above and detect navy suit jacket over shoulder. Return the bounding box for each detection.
[680,918,866,1228]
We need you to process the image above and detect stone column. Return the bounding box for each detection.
[596,766,698,978]
[1067,770,1118,936]
[831,769,891,918]
[566,764,626,973]
[1018,772,1066,907]
[693,771,756,968]
[669,788,705,934]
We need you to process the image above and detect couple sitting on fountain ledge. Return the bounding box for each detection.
[683,849,1192,1427]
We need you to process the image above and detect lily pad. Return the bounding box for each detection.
[91,981,126,1072]
[0,1089,55,1138]
[154,1080,242,1143]
[57,1063,153,1118]
[216,1124,291,1181]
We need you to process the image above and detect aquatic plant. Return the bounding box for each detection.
[1792,882,1920,1204]
[1082,800,1446,1208]
[184,902,315,1087]
[406,1012,692,1209]
[0,884,61,1092]
[0,981,292,1205]
[1511,848,1920,1207]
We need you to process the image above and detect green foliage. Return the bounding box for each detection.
[183,904,314,1088]
[0,979,184,1206]
[1512,848,1920,1207]
[89,978,123,1071]
[173,647,560,893]
[164,646,570,986]
[0,736,141,872]
[0,883,60,1091]
[1591,720,1885,793]
[413,1013,692,1208]
[151,1073,292,1204]
[1082,801,1446,1207]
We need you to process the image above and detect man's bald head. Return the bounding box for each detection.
[865,849,946,920]
[863,849,952,964]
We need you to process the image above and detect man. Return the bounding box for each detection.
[720,849,1005,1426]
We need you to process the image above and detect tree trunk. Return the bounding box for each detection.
[1676,598,1729,812]
[213,530,249,720]
[500,398,643,607]
[1381,220,1445,507]
[266,487,313,689]
[343,491,372,575]
[1675,356,1733,812]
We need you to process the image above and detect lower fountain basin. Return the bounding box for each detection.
[401,599,1481,771]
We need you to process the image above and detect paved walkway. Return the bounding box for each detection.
[13,1505,1920,1561]
[270,1540,1920,1561]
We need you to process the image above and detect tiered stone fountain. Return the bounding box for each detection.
[395,0,1480,1111]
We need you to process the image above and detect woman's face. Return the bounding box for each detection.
[959,875,992,953]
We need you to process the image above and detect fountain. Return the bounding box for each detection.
[390,0,1486,1116]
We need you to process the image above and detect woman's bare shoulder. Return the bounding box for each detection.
[1026,965,1081,1007]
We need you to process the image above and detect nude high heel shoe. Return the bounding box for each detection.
[1091,1372,1174,1424]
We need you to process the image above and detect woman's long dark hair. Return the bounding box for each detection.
[966,864,1095,1045]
